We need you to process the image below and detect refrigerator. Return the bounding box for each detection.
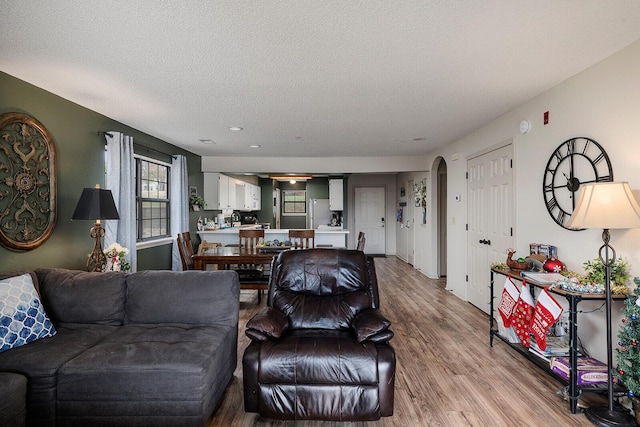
[309,199,332,229]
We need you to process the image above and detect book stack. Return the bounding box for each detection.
[528,336,571,362]
[529,243,558,259]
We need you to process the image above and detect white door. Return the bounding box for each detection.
[467,144,514,313]
[355,187,386,254]
[407,180,415,266]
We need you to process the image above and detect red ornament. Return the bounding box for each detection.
[633,340,638,347]
[620,369,625,375]
[543,258,564,273]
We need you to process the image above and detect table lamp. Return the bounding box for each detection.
[72,185,120,272]
[566,181,640,426]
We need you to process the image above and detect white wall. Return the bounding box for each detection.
[423,39,640,362]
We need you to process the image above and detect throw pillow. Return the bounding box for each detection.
[0,273,56,352]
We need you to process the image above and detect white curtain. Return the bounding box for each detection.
[105,132,137,272]
[171,155,189,270]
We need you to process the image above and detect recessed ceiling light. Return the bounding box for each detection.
[249,144,261,148]
[229,126,243,131]
[199,139,215,144]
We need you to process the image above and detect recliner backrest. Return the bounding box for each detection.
[267,249,379,331]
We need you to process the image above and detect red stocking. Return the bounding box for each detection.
[497,276,519,327]
[530,288,563,351]
[512,280,535,346]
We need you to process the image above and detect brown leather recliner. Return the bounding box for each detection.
[242,248,395,421]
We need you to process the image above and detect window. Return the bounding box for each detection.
[282,190,306,215]
[135,156,170,241]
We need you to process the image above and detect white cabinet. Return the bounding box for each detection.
[248,183,261,211]
[329,179,343,211]
[203,173,238,210]
[203,173,261,211]
[203,173,222,210]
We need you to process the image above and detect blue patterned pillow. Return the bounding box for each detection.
[0,273,56,352]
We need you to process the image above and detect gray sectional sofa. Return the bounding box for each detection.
[0,268,240,427]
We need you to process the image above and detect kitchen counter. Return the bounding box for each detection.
[197,228,349,248]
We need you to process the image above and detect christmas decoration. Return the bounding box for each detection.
[512,280,535,346]
[497,276,519,327]
[530,288,563,351]
[543,257,564,273]
[616,277,640,397]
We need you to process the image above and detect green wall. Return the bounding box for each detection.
[0,72,202,272]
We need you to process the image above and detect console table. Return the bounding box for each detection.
[489,267,625,414]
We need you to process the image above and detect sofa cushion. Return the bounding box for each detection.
[0,372,27,427]
[0,324,118,426]
[0,272,56,353]
[257,329,378,385]
[125,270,239,325]
[35,268,127,325]
[56,323,238,423]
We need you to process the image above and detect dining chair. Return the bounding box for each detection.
[288,229,315,249]
[356,231,366,251]
[177,232,195,270]
[238,229,268,302]
[197,240,222,255]
[239,229,264,250]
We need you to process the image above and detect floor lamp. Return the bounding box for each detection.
[72,185,120,272]
[566,181,640,427]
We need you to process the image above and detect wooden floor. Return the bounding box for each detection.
[207,256,593,427]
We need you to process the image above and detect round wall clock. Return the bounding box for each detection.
[542,137,613,230]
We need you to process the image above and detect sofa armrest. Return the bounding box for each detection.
[245,306,288,341]
[352,308,393,343]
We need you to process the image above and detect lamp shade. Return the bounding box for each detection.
[71,188,120,220]
[566,182,640,230]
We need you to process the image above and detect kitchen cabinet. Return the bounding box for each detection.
[329,179,343,211]
[203,173,260,211]
[248,183,261,211]
[203,173,238,210]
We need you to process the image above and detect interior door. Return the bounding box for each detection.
[354,187,386,255]
[467,144,514,313]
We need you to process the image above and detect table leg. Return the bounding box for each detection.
[567,294,580,414]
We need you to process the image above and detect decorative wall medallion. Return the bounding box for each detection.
[0,113,57,251]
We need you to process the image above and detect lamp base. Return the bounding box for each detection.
[86,222,106,272]
[585,406,636,427]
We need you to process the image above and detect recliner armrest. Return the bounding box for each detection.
[352,308,393,343]
[245,306,289,341]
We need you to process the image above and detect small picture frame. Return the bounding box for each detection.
[400,186,405,198]
[189,186,198,197]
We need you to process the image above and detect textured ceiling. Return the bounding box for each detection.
[2,1,640,158]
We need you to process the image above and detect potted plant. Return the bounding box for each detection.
[189,194,206,211]
[583,257,630,295]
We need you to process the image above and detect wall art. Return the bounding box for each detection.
[0,113,57,251]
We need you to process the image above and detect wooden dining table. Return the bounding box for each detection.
[191,245,285,271]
